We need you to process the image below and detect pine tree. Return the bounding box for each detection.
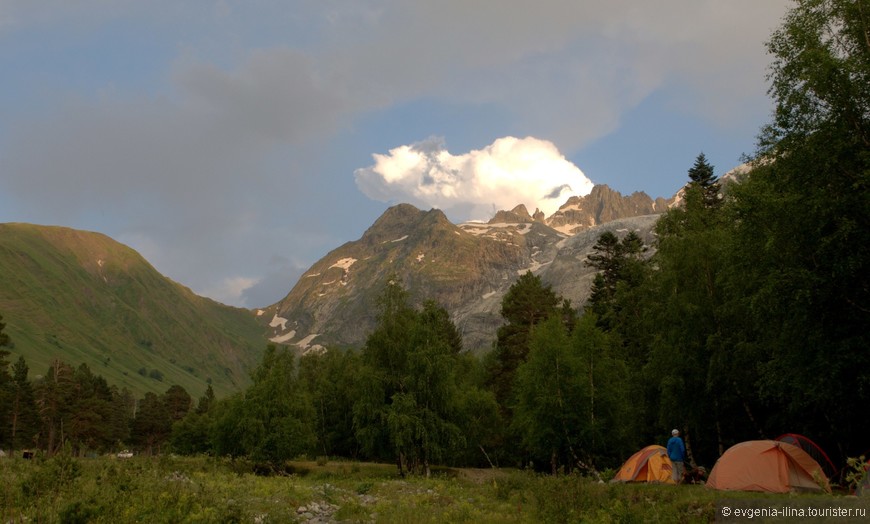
[34,359,76,455]
[195,384,215,415]
[686,153,720,209]
[130,392,171,456]
[0,313,9,348]
[9,357,38,452]
[487,271,560,412]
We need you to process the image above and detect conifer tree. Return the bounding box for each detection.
[0,313,9,348]
[487,271,560,412]
[686,153,720,208]
[9,357,38,452]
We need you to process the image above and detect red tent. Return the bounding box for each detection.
[774,433,838,479]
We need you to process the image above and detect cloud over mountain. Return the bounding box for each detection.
[354,136,594,220]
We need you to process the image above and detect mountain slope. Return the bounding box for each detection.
[0,223,266,397]
[264,186,665,352]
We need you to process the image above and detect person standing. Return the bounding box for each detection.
[667,428,686,484]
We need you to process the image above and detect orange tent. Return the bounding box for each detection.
[706,440,830,493]
[611,445,675,484]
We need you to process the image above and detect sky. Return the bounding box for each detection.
[0,0,791,308]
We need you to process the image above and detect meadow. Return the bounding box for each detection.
[2,452,867,523]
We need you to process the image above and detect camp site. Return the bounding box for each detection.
[3,0,870,522]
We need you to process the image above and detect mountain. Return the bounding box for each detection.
[0,223,266,397]
[546,185,670,234]
[263,185,666,352]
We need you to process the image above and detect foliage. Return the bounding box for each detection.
[686,153,721,209]
[2,1,869,479]
[6,455,865,523]
[642,156,737,464]
[299,349,362,459]
[723,0,870,455]
[514,315,630,473]
[210,345,316,466]
[8,357,39,452]
[0,312,9,347]
[487,271,561,418]
[354,280,469,476]
[844,455,869,494]
[584,230,649,330]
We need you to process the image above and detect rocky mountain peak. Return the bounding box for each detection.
[545,184,671,234]
[264,184,673,352]
[489,204,534,224]
[358,204,455,247]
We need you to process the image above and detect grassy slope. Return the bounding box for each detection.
[2,455,866,523]
[0,223,267,398]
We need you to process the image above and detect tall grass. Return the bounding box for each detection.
[2,454,864,523]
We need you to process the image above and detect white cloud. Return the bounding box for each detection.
[354,136,594,220]
[0,0,792,307]
[199,276,259,307]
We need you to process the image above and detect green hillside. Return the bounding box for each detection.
[0,223,267,398]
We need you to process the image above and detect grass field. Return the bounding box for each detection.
[1,453,867,523]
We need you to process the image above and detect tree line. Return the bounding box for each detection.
[0,0,867,477]
[0,321,201,457]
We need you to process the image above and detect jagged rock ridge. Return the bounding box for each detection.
[262,184,670,352]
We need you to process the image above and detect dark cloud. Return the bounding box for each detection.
[0,1,790,306]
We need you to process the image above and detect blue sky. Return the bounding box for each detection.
[0,1,790,307]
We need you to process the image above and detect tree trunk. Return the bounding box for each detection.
[396,452,406,478]
[683,426,697,468]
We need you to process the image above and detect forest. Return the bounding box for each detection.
[1,0,868,482]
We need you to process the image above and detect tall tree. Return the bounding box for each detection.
[130,392,171,455]
[8,357,38,452]
[299,349,362,459]
[727,0,870,457]
[487,271,560,413]
[234,345,316,465]
[585,230,649,328]
[513,314,630,473]
[171,385,217,455]
[583,230,653,447]
[34,359,76,455]
[686,153,720,208]
[353,278,418,467]
[643,153,738,465]
[354,281,465,476]
[67,363,119,453]
[0,313,9,347]
[163,385,192,423]
[195,384,216,415]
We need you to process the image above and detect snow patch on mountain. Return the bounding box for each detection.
[270,314,288,330]
[330,258,357,270]
[270,330,296,343]
[296,333,319,349]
